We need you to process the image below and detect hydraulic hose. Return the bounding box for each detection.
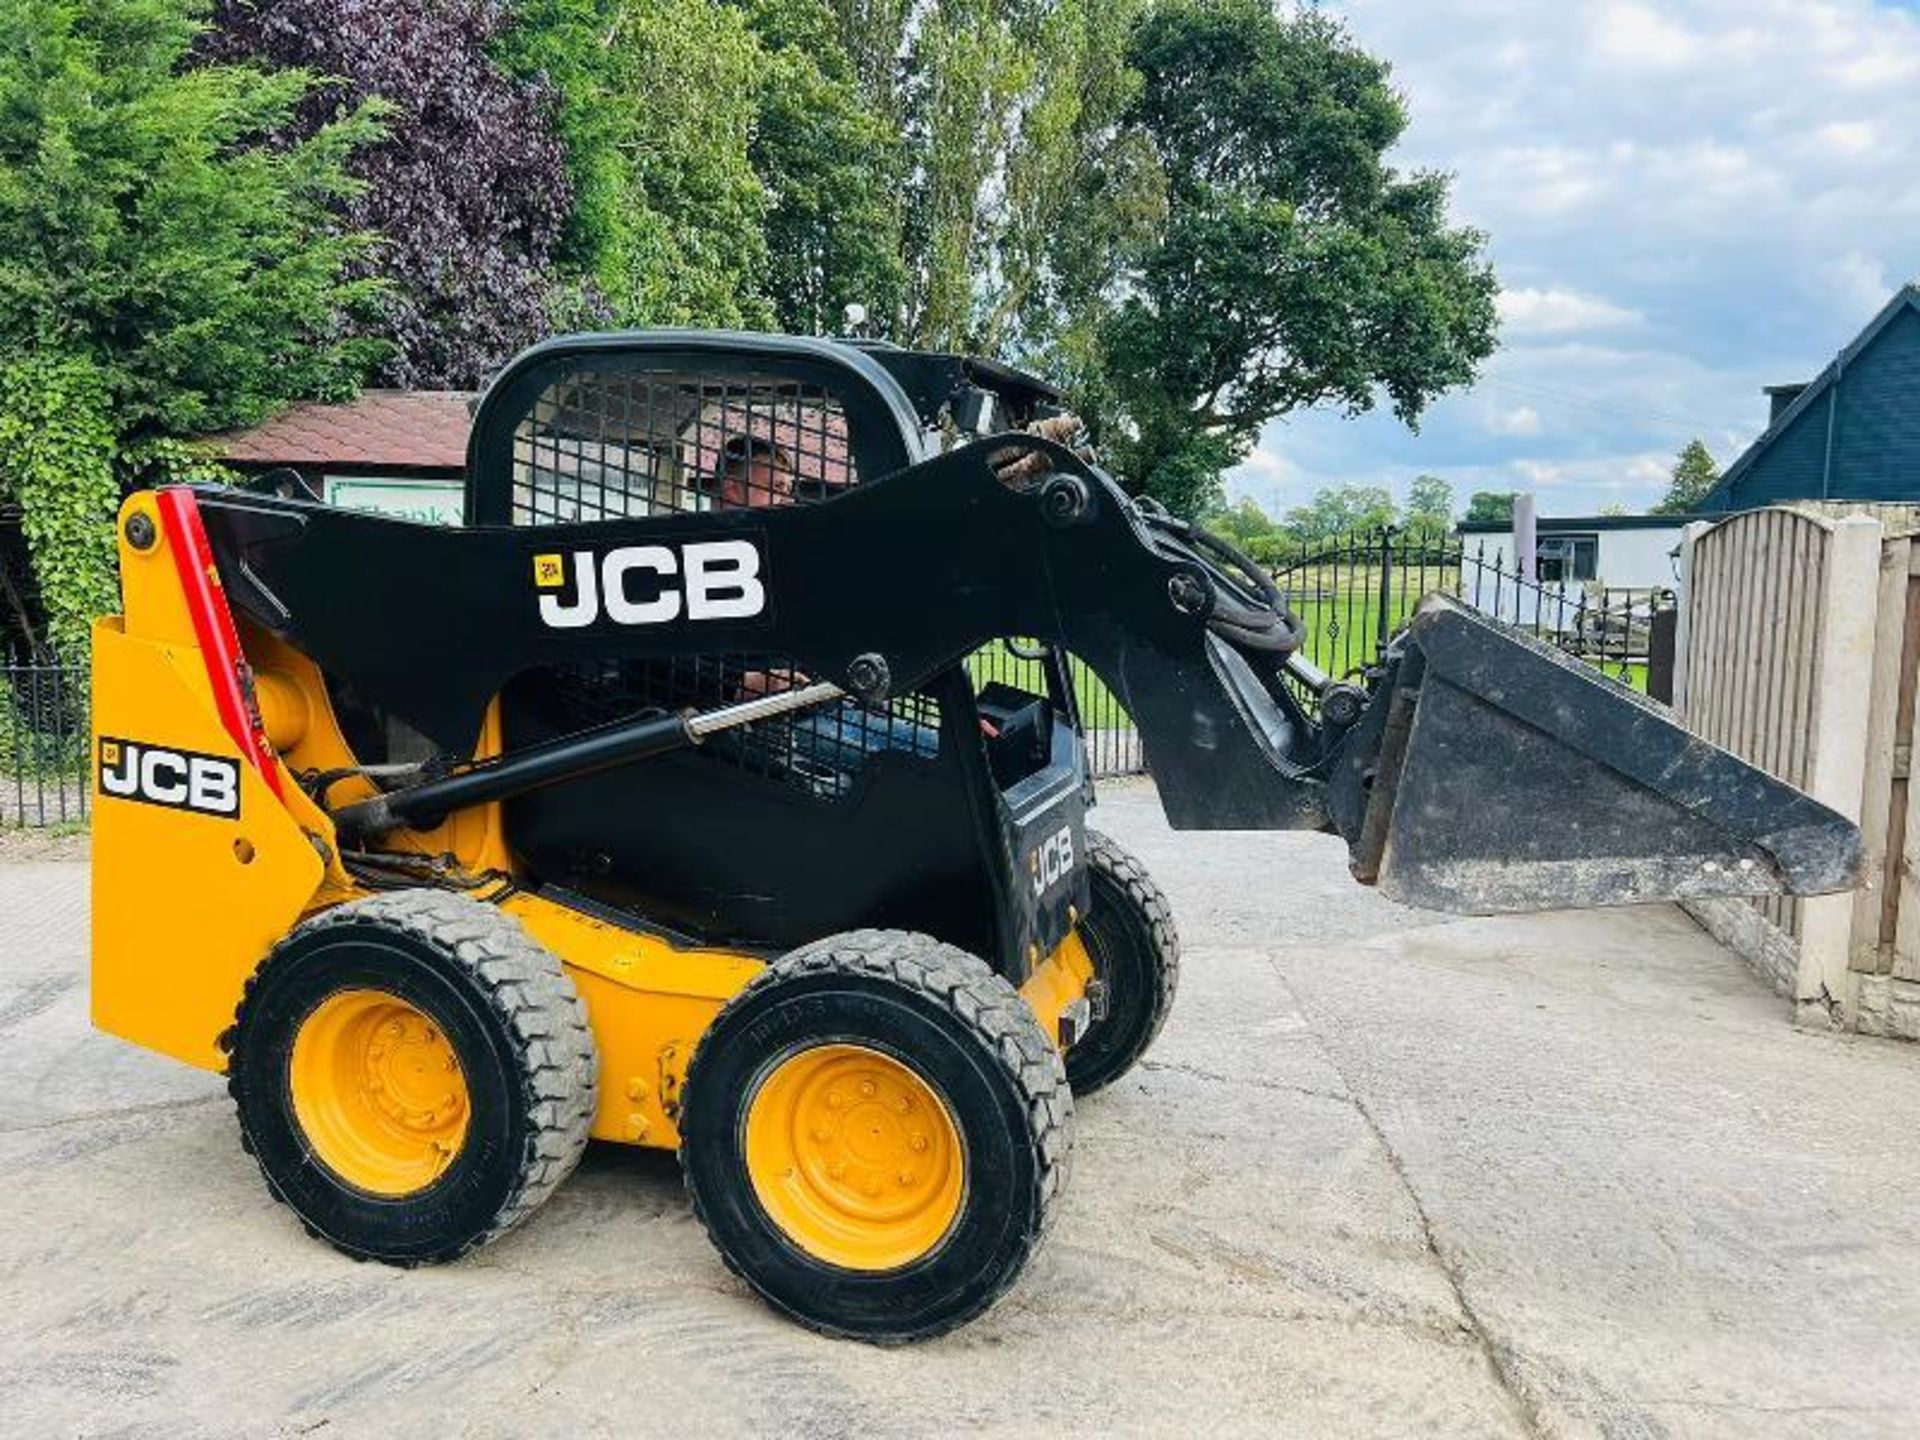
[1133,500,1306,656]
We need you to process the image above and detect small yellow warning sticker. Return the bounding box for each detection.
[533,553,566,589]
[101,740,121,766]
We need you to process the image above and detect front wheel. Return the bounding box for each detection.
[1063,832,1181,1095]
[679,930,1072,1342]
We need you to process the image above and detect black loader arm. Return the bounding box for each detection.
[193,430,1860,916]
[193,435,1322,816]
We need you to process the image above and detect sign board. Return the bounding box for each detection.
[323,475,466,526]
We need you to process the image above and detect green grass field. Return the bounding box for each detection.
[964,575,1650,729]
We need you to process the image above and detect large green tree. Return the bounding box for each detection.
[0,0,380,656]
[1405,474,1455,535]
[1100,2,1498,515]
[731,0,906,335]
[1285,484,1398,541]
[816,0,1153,353]
[1464,490,1517,525]
[1652,438,1719,515]
[499,0,772,327]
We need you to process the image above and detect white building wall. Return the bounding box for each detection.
[1589,526,1685,590]
[1456,522,1686,632]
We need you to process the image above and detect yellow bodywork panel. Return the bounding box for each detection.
[235,618,512,881]
[1018,929,1096,1048]
[501,892,764,1149]
[90,617,326,1071]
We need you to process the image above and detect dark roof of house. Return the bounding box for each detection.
[210,390,476,472]
[1699,283,1920,510]
[1457,513,1692,535]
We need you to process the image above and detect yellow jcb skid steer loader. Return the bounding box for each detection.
[89,332,1859,1341]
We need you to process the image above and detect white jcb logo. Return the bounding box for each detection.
[1029,825,1075,899]
[98,738,241,818]
[533,541,766,630]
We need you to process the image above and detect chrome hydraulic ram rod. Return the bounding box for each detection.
[331,682,845,840]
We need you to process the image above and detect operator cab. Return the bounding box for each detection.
[463,333,1092,980]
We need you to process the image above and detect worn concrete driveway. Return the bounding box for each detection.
[5,781,1920,1438]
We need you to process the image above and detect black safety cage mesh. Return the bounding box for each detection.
[511,368,860,523]
[509,368,939,798]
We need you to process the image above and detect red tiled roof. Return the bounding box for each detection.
[210,390,476,470]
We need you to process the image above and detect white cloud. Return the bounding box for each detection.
[1497,287,1640,336]
[1488,405,1543,436]
[1814,120,1879,158]
[1625,455,1670,486]
[1828,46,1920,90]
[1228,0,1920,518]
[1817,250,1891,315]
[1589,4,1703,68]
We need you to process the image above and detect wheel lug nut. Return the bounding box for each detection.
[898,1170,914,1187]
[910,1133,927,1152]
[812,1125,832,1142]
[859,1080,876,1098]
[826,1091,844,1110]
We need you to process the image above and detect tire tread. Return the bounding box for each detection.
[1069,831,1181,1094]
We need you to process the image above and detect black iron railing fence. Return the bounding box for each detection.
[1,528,1674,823]
[1457,538,1676,692]
[2,663,89,828]
[976,528,1672,776]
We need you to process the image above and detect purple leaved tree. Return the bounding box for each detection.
[202,0,575,389]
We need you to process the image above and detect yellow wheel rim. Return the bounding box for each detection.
[289,989,471,1197]
[743,1044,966,1271]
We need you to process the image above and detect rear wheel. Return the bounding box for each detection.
[225,889,597,1264]
[1064,832,1181,1095]
[680,930,1072,1342]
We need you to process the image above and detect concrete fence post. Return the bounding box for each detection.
[1795,514,1883,1024]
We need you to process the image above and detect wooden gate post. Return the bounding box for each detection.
[1671,520,1714,717]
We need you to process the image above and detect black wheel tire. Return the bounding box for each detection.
[679,929,1073,1343]
[1064,831,1181,1095]
[224,889,598,1265]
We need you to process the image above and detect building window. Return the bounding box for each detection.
[1536,534,1598,582]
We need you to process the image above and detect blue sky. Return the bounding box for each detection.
[1227,0,1920,518]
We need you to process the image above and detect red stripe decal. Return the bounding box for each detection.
[152,488,286,801]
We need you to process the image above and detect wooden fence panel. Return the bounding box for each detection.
[1679,510,1881,1012]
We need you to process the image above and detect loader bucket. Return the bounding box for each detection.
[1345,596,1861,915]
